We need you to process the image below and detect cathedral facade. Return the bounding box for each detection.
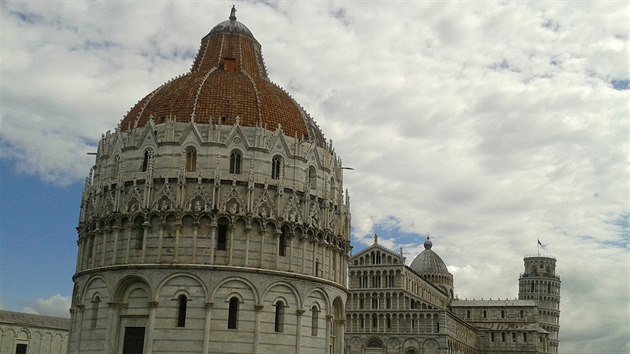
[67,8,349,354]
[345,237,560,354]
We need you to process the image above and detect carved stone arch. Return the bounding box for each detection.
[123,185,143,213]
[156,272,208,302]
[402,338,421,351]
[262,281,302,309]
[253,189,275,219]
[184,183,212,212]
[210,276,260,305]
[423,338,439,353]
[304,287,331,314]
[152,183,176,211]
[81,275,110,304]
[219,185,246,214]
[282,193,302,224]
[304,142,324,170]
[366,337,384,348]
[16,327,31,340]
[293,225,305,240]
[112,275,152,303]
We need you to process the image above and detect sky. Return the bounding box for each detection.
[0,1,628,353]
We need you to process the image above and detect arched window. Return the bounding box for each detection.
[308,165,316,189]
[229,150,241,174]
[133,218,144,250]
[279,227,288,257]
[91,296,100,329]
[271,155,282,180]
[482,309,487,318]
[367,338,382,348]
[112,155,120,178]
[217,218,229,250]
[274,300,285,332]
[142,148,153,172]
[228,297,239,329]
[177,294,188,327]
[185,147,197,172]
[311,305,319,336]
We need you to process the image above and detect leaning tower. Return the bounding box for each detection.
[67,8,350,354]
[518,255,561,354]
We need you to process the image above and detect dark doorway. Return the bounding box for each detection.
[15,344,27,354]
[122,326,145,354]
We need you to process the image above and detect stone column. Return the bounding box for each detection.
[254,305,264,353]
[100,230,108,266]
[174,221,182,262]
[157,221,165,263]
[141,221,150,263]
[73,305,85,354]
[288,237,294,271]
[124,225,132,263]
[111,226,120,265]
[209,223,217,265]
[259,229,266,268]
[228,224,234,265]
[296,309,305,353]
[145,301,159,354]
[192,222,199,263]
[325,315,332,354]
[244,227,251,267]
[103,302,118,354]
[202,302,214,354]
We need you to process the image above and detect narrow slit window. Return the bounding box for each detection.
[274,300,285,332]
[217,219,228,250]
[279,228,288,257]
[311,306,319,336]
[177,294,188,327]
[228,297,239,329]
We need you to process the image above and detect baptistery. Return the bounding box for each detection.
[68,8,350,354]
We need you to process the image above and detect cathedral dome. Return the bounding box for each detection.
[410,237,451,276]
[120,7,325,146]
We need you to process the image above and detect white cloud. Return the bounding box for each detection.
[21,294,71,318]
[1,1,628,353]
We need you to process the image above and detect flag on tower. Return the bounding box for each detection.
[538,239,545,249]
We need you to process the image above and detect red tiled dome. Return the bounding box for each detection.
[120,10,325,146]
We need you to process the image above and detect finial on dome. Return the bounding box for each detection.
[373,234,378,244]
[229,5,237,21]
[424,235,433,250]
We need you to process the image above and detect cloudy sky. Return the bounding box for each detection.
[0,1,627,352]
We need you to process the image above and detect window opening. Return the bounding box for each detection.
[311,306,319,336]
[217,219,228,250]
[279,227,288,257]
[142,149,152,172]
[308,165,317,189]
[228,297,239,329]
[91,296,100,329]
[185,147,197,172]
[15,344,27,354]
[274,300,285,332]
[271,156,282,180]
[122,327,145,354]
[177,294,188,327]
[229,150,241,174]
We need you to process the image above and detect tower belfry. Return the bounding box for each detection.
[518,255,561,353]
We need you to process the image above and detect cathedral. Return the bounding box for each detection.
[345,236,560,354]
[62,8,560,354]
